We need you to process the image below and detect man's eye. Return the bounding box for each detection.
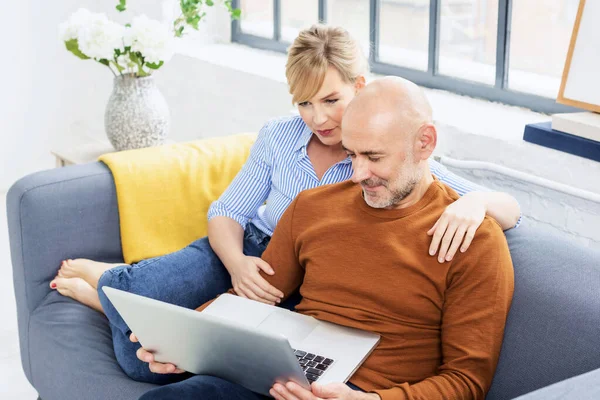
[368,157,380,162]
[347,153,356,158]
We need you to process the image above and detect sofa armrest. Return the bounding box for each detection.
[6,161,122,381]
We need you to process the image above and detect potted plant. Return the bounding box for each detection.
[60,1,240,151]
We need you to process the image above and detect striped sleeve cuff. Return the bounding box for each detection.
[207,201,249,229]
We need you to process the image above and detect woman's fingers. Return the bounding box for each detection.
[429,217,449,257]
[129,332,138,343]
[255,258,275,275]
[247,281,279,305]
[437,221,460,263]
[444,225,467,262]
[460,225,478,253]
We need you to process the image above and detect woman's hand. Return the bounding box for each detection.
[228,256,284,305]
[130,333,185,374]
[427,192,486,263]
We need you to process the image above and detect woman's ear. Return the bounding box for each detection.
[354,75,366,92]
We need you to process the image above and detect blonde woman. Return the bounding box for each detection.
[51,25,520,389]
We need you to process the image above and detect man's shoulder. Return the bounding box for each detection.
[292,181,356,216]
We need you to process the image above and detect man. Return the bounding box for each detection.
[138,77,514,400]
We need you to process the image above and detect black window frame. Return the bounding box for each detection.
[231,0,579,114]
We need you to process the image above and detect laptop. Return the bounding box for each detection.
[102,287,380,396]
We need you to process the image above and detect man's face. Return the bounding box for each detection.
[342,114,423,209]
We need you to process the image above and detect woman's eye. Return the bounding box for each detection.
[325,99,338,104]
[298,101,310,107]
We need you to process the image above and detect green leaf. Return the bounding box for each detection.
[65,39,90,60]
[98,59,110,67]
[231,8,241,20]
[146,61,164,70]
[206,0,214,6]
[176,26,185,37]
[116,0,126,12]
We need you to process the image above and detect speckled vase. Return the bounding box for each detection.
[104,74,170,151]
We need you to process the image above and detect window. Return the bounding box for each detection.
[231,0,580,113]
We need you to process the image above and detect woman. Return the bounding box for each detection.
[51,25,520,387]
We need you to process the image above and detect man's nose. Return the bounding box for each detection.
[351,158,370,183]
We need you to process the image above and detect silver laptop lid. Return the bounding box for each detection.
[102,286,310,395]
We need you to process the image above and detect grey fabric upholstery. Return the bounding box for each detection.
[7,161,600,400]
[7,162,156,399]
[513,367,600,400]
[487,224,600,399]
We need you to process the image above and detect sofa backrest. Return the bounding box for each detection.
[487,223,600,399]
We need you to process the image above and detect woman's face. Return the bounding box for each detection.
[297,66,365,148]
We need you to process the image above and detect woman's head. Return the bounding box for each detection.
[286,25,368,147]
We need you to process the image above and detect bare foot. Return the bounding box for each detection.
[58,259,124,289]
[50,276,104,314]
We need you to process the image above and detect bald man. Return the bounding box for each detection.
[264,77,514,400]
[142,78,515,400]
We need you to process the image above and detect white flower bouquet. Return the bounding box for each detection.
[60,0,240,77]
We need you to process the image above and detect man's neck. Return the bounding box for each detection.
[390,165,434,210]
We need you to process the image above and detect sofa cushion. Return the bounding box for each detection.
[513,367,600,400]
[28,291,156,400]
[487,223,600,399]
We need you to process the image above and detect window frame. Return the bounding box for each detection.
[231,0,579,114]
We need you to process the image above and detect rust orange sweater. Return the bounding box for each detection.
[201,179,514,400]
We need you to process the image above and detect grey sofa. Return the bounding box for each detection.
[7,161,600,400]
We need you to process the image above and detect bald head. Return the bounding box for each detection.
[343,76,433,139]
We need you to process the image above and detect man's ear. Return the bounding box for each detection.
[415,123,437,161]
[354,75,366,92]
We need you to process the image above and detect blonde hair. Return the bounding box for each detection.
[286,24,369,104]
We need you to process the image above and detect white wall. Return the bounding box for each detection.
[0,0,250,191]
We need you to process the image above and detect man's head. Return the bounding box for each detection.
[341,76,437,209]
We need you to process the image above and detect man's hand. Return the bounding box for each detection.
[228,255,284,305]
[270,381,380,400]
[427,192,486,263]
[130,333,185,374]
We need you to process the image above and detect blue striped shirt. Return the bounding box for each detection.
[208,115,511,236]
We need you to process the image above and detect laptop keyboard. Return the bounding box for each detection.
[291,349,335,384]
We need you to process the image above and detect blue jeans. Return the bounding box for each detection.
[97,223,281,385]
[139,377,364,400]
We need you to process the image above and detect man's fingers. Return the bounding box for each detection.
[460,226,478,253]
[148,361,181,374]
[285,382,317,400]
[445,225,467,262]
[136,347,153,363]
[429,217,448,256]
[271,382,303,400]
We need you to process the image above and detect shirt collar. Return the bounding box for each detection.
[295,122,352,165]
[294,123,314,153]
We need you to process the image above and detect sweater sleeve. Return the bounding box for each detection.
[373,218,514,400]
[259,196,305,300]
